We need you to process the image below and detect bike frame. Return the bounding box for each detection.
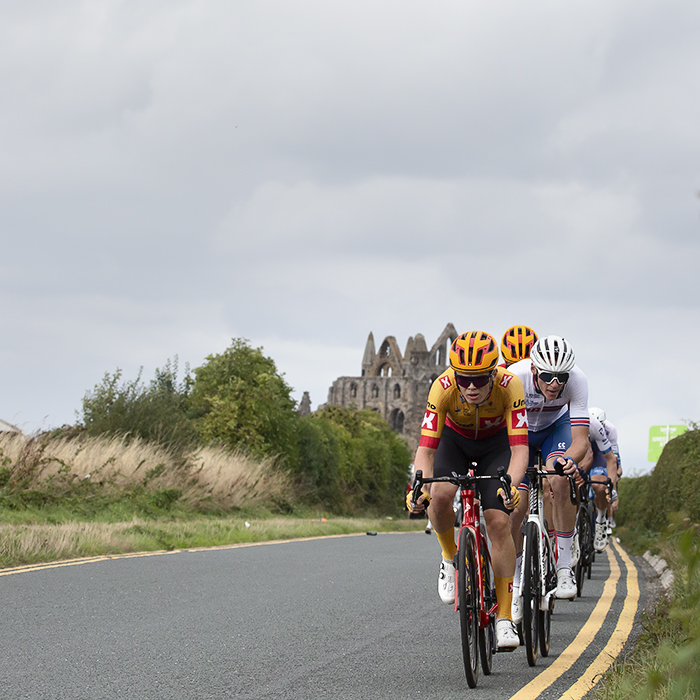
[519,459,558,611]
[455,470,497,629]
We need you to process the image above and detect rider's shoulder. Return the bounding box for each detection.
[502,358,531,380]
[569,364,588,383]
[494,366,525,393]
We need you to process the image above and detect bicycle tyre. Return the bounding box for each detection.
[478,536,495,676]
[522,521,540,667]
[457,528,479,687]
[574,508,588,597]
[539,532,555,657]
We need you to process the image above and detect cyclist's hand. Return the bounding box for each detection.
[608,488,618,505]
[497,486,520,511]
[555,456,578,478]
[406,489,430,514]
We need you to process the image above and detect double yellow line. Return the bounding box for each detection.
[509,537,640,700]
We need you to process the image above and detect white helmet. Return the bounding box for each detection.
[589,407,606,424]
[530,335,576,373]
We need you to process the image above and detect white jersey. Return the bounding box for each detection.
[588,414,612,453]
[603,421,620,457]
[507,359,590,433]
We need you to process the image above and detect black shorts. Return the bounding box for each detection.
[433,426,511,514]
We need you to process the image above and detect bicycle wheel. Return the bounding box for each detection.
[457,527,479,688]
[478,537,495,676]
[539,532,555,657]
[522,521,540,667]
[574,509,587,597]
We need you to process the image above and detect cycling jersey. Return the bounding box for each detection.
[419,366,528,449]
[588,414,613,469]
[506,359,590,433]
[602,420,621,467]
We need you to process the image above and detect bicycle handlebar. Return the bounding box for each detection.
[411,466,514,508]
[531,462,578,506]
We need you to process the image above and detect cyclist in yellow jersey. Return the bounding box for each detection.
[408,331,528,650]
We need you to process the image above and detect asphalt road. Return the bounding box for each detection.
[0,531,648,700]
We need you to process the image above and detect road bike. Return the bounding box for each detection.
[573,471,616,596]
[412,466,512,688]
[518,452,577,667]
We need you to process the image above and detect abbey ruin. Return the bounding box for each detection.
[326,323,458,454]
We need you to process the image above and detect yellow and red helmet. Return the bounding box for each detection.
[501,325,539,365]
[449,331,499,374]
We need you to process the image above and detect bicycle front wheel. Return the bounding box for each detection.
[478,537,495,676]
[539,532,555,657]
[522,521,540,667]
[457,527,479,688]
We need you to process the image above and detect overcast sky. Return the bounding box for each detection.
[1,1,699,474]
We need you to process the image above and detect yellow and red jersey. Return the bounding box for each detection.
[419,367,528,449]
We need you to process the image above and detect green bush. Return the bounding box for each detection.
[643,428,700,532]
[80,358,197,451]
[295,406,412,513]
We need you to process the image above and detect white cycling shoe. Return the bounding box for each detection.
[496,619,520,649]
[511,586,523,624]
[556,567,577,599]
[438,558,455,604]
[594,522,608,552]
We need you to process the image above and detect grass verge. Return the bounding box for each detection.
[594,520,700,700]
[0,514,426,569]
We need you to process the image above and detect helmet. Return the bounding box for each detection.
[449,331,499,374]
[530,335,575,373]
[501,325,538,364]
[589,407,606,424]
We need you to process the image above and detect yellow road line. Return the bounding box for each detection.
[558,538,640,699]
[0,531,371,577]
[509,546,621,700]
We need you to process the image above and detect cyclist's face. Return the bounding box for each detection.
[457,373,494,405]
[531,366,564,400]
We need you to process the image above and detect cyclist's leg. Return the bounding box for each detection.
[431,428,469,604]
[431,428,463,559]
[589,464,609,551]
[473,430,518,647]
[542,415,575,566]
[541,415,577,598]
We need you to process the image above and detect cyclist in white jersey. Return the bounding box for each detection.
[506,336,590,605]
[585,408,620,542]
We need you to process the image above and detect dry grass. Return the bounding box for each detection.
[0,516,424,568]
[0,431,291,511]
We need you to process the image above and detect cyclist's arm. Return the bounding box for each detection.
[507,443,529,487]
[568,424,590,465]
[604,450,617,489]
[579,442,594,471]
[414,445,436,480]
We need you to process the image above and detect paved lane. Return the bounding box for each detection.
[0,532,647,699]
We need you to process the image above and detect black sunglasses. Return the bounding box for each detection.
[537,370,569,385]
[455,373,492,389]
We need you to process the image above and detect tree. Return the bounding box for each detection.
[188,339,298,459]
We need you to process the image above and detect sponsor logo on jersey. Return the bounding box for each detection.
[512,408,528,430]
[500,374,513,387]
[439,376,452,390]
[480,417,502,430]
[422,410,438,431]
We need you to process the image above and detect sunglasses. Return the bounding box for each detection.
[455,373,492,389]
[537,370,569,385]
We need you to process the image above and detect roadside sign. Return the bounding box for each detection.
[648,424,688,462]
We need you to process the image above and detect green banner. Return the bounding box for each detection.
[648,424,688,462]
